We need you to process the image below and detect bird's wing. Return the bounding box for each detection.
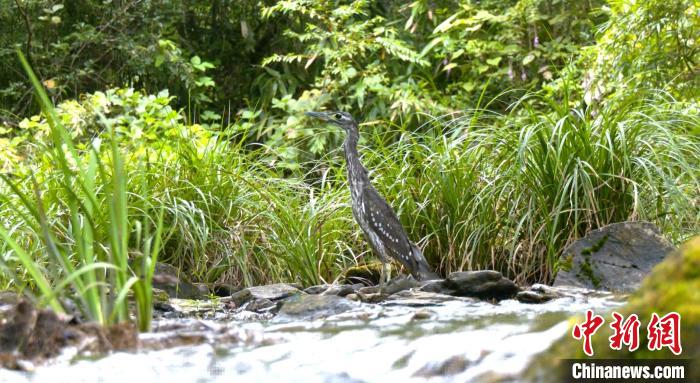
[361,186,415,267]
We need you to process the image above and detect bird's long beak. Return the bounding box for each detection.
[305,111,330,121]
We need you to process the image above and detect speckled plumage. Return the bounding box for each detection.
[306,111,438,282]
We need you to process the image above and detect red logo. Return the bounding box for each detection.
[609,312,641,352]
[647,312,682,355]
[572,309,605,356]
[572,311,682,356]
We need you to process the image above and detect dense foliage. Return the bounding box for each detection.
[0,0,698,327]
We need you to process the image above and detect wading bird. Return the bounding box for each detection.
[305,111,438,285]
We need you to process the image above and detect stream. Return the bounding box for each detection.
[0,286,625,383]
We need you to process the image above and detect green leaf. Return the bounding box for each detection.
[486,57,502,66]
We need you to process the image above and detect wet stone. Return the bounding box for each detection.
[413,355,470,378]
[384,290,458,307]
[418,279,454,295]
[304,284,330,295]
[516,290,553,304]
[445,270,519,300]
[229,289,253,306]
[273,295,360,323]
[345,294,360,301]
[411,309,434,321]
[322,283,364,297]
[356,276,421,297]
[230,283,304,308]
[168,299,224,316]
[242,298,278,314]
[516,284,563,304]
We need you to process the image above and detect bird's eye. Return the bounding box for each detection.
[334,113,342,120]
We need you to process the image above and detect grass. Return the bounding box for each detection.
[1,72,697,321]
[0,51,163,331]
[390,90,698,283]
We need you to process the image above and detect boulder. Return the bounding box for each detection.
[553,221,675,292]
[526,236,700,382]
[273,295,359,322]
[444,270,519,300]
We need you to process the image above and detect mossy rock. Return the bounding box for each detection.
[526,236,700,382]
[553,222,675,292]
[152,288,170,304]
[343,261,383,285]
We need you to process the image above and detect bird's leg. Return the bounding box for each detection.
[379,262,391,295]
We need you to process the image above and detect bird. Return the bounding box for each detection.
[305,111,439,286]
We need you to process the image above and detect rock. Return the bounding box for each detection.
[210,283,242,297]
[248,283,303,300]
[444,270,519,300]
[152,263,208,299]
[412,309,433,320]
[229,283,303,307]
[242,298,278,314]
[343,261,382,285]
[322,284,364,297]
[553,221,675,292]
[384,290,459,307]
[356,276,421,297]
[516,291,552,304]
[0,291,19,307]
[0,300,36,353]
[152,288,170,304]
[304,284,330,294]
[357,292,385,303]
[516,284,563,304]
[168,298,224,316]
[18,307,73,358]
[418,279,454,295]
[528,235,700,382]
[229,289,253,306]
[273,295,359,322]
[413,355,470,378]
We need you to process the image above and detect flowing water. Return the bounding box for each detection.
[0,287,625,383]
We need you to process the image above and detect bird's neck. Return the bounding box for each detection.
[343,127,369,190]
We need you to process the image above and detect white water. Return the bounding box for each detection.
[0,287,625,383]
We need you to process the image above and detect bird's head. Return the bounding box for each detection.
[305,111,357,132]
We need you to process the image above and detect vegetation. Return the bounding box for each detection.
[0,0,697,329]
